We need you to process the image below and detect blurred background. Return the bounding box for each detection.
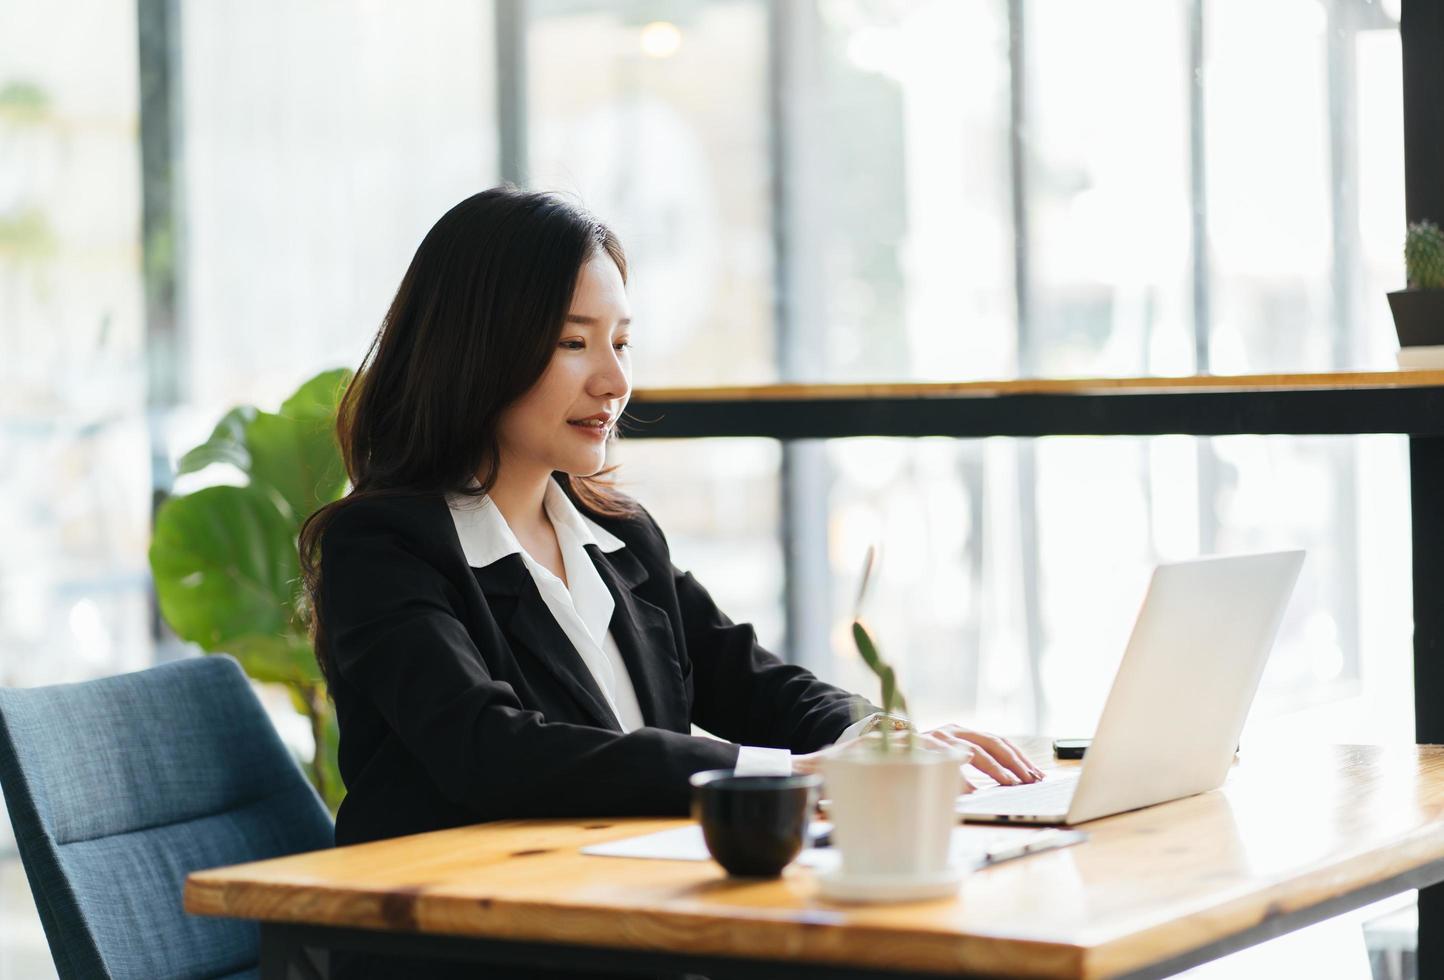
[0,0,1416,975]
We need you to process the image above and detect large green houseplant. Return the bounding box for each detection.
[149,369,352,811]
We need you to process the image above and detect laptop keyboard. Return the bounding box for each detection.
[955,772,1081,817]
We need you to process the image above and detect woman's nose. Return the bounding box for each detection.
[590,349,630,399]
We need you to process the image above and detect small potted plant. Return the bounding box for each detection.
[816,546,968,901]
[1389,220,1444,353]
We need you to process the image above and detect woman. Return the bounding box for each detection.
[300,187,1041,976]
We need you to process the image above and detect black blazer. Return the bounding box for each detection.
[321,485,876,846]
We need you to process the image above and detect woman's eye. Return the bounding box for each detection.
[558,339,631,351]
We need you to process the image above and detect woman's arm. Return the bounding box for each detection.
[643,513,1042,783]
[672,562,878,752]
[639,504,880,753]
[322,500,742,821]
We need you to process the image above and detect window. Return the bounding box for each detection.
[0,2,149,693]
[3,0,1413,748]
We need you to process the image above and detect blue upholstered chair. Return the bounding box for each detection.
[0,655,334,980]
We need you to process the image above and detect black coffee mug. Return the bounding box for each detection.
[688,770,822,877]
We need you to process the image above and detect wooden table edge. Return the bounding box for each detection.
[186,874,1087,978]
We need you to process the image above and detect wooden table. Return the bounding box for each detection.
[185,739,1444,979]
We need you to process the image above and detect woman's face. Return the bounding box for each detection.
[496,254,632,481]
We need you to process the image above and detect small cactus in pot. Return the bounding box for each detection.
[1406,220,1444,290]
[1389,220,1444,349]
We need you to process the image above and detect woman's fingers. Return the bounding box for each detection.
[924,729,1015,784]
[974,733,1041,783]
[926,727,1043,784]
[961,741,1022,785]
[998,735,1046,780]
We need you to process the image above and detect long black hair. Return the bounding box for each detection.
[299,186,640,681]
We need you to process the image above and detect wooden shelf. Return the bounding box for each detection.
[619,371,1444,440]
[632,370,1444,402]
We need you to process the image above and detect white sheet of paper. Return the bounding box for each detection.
[579,822,1059,871]
[581,823,828,863]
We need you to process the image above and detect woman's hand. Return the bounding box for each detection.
[920,724,1044,785]
[791,747,828,776]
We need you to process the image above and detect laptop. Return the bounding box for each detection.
[956,550,1304,826]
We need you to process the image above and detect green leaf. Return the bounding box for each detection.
[853,620,910,721]
[853,621,883,672]
[245,410,346,524]
[280,368,352,420]
[883,668,910,717]
[149,486,299,650]
[223,633,320,687]
[247,370,352,523]
[177,406,256,476]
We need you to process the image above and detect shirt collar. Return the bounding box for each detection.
[447,477,626,569]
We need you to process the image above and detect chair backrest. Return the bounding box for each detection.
[0,655,334,980]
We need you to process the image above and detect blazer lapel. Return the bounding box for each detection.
[472,555,623,732]
[589,545,689,734]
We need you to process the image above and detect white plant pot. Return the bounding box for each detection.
[819,737,966,878]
